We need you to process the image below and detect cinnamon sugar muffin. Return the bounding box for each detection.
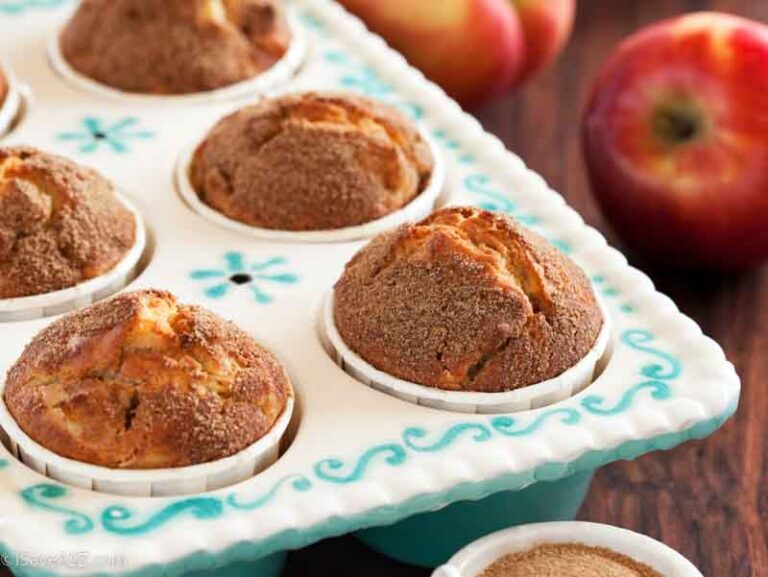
[59,0,291,95]
[3,289,292,469]
[189,92,435,231]
[0,147,136,299]
[333,207,603,393]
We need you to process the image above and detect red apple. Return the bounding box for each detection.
[337,0,575,108]
[337,0,524,108]
[511,0,576,82]
[583,12,768,271]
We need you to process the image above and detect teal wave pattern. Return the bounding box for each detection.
[21,484,94,535]
[315,444,407,483]
[227,476,312,510]
[403,423,492,452]
[14,329,679,535]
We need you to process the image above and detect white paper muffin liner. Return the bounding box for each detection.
[0,193,147,322]
[324,292,612,414]
[433,521,703,577]
[0,391,294,497]
[47,11,306,104]
[0,65,21,136]
[175,108,446,243]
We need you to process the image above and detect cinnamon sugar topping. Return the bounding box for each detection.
[0,147,136,299]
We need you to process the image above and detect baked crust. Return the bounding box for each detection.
[60,0,291,95]
[0,146,136,299]
[4,289,292,469]
[333,207,604,392]
[0,68,7,110]
[190,92,435,231]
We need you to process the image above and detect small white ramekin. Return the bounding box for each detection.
[47,11,305,104]
[432,521,703,577]
[324,292,611,414]
[0,193,147,322]
[0,391,294,497]
[176,116,446,243]
[0,65,21,136]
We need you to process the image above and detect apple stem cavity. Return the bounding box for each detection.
[652,103,705,145]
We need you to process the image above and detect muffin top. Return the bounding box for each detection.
[333,207,603,392]
[0,147,136,299]
[0,68,7,107]
[4,289,292,469]
[60,0,291,95]
[479,543,662,577]
[190,92,435,231]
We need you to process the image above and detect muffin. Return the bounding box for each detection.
[189,92,435,231]
[3,289,292,469]
[479,543,662,577]
[0,68,7,108]
[333,207,603,393]
[59,0,291,95]
[0,147,136,299]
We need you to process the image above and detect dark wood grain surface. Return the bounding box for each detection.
[3,2,765,577]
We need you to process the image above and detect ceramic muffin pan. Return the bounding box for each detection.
[0,1,740,577]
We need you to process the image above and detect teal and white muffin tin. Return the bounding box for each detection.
[0,1,740,576]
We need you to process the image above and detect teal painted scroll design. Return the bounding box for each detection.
[16,329,679,535]
[0,459,8,468]
[101,497,225,536]
[0,0,67,14]
[581,329,678,416]
[403,423,492,452]
[21,484,94,535]
[190,252,299,303]
[227,475,312,511]
[314,444,407,483]
[491,408,581,437]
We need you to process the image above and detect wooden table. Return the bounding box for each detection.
[2,2,764,577]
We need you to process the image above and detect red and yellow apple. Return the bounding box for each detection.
[583,12,768,271]
[512,0,575,81]
[337,0,576,108]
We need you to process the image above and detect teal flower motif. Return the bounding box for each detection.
[190,252,298,303]
[0,0,67,14]
[324,49,423,120]
[464,174,540,226]
[592,274,635,314]
[432,129,475,164]
[57,116,154,154]
[298,11,325,32]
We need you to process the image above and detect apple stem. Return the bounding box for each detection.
[652,105,703,145]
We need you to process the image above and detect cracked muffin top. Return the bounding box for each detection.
[59,0,291,95]
[333,207,603,393]
[189,92,435,231]
[4,289,292,469]
[0,147,136,299]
